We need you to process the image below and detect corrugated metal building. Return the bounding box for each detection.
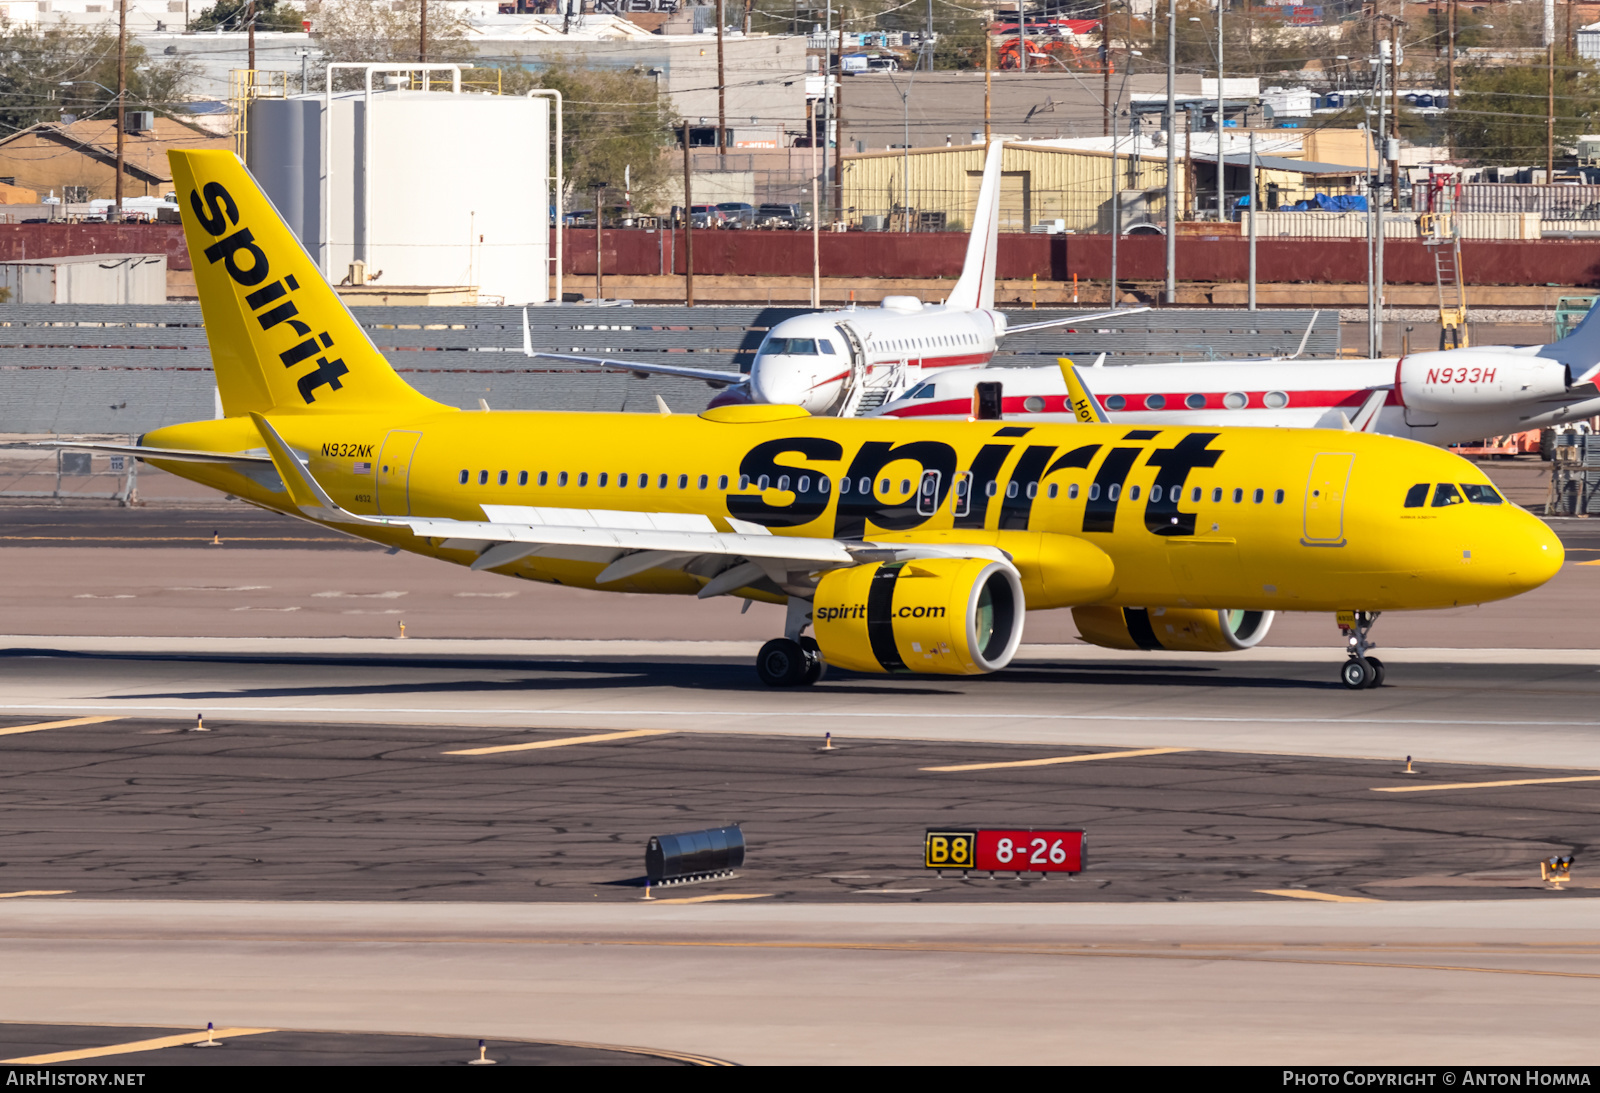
[0,254,167,304]
[840,142,1365,234]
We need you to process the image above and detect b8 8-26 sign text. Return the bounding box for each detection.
[924,828,1085,874]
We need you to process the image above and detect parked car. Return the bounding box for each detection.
[689,203,724,229]
[563,204,635,228]
[756,203,809,229]
[714,201,756,228]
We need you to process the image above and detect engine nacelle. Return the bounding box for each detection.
[1074,606,1275,653]
[1398,351,1569,413]
[813,557,1024,675]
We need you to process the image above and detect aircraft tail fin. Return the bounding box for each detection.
[1059,358,1110,424]
[1549,298,1600,382]
[169,149,448,417]
[945,141,1005,313]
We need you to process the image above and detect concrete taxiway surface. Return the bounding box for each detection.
[9,639,1600,769]
[1,898,1597,1066]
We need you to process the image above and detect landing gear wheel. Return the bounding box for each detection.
[799,637,827,686]
[756,638,809,688]
[1341,657,1375,690]
[1365,656,1385,688]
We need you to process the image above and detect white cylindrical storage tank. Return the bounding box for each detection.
[249,89,550,304]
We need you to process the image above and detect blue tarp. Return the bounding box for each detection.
[1284,193,1369,212]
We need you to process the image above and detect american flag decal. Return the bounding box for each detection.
[354,461,372,475]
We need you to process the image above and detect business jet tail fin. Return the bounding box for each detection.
[945,141,1005,313]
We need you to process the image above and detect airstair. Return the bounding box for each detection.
[1420,173,1469,349]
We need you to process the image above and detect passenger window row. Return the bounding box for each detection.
[1404,482,1504,508]
[457,469,1288,509]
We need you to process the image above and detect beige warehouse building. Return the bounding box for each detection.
[840,139,1367,234]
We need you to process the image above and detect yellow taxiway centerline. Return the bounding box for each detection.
[922,746,1190,773]
[444,729,672,756]
[1255,890,1381,904]
[1374,774,1600,793]
[0,716,121,738]
[647,893,772,905]
[3,1028,276,1065]
[0,890,73,900]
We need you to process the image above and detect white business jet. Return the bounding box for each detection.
[872,310,1600,448]
[522,141,1144,416]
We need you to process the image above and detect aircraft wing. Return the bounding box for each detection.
[1004,306,1150,336]
[525,350,746,387]
[28,440,273,464]
[522,308,744,387]
[250,413,1011,599]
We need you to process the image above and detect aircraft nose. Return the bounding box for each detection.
[1485,506,1564,598]
[748,359,807,406]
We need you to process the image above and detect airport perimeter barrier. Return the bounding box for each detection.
[0,304,1337,436]
[645,824,746,886]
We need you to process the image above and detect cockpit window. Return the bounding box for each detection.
[900,382,936,399]
[1432,483,1465,507]
[1404,483,1429,508]
[1461,483,1503,505]
[763,338,818,355]
[819,339,836,355]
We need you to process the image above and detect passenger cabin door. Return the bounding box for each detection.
[376,430,423,516]
[1302,452,1354,546]
[917,469,943,516]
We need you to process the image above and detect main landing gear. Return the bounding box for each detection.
[755,636,826,687]
[756,599,826,688]
[1338,610,1385,690]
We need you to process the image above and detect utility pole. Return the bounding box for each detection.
[834,20,845,218]
[594,183,605,305]
[420,0,427,63]
[926,0,934,71]
[809,98,820,307]
[246,0,255,71]
[716,0,727,157]
[1164,0,1176,304]
[1102,0,1111,136]
[1390,19,1401,210]
[1215,1,1224,223]
[984,32,992,141]
[1018,0,1027,72]
[115,0,126,216]
[682,121,695,307]
[1247,131,1257,310]
[1548,41,1556,180]
[1110,87,1119,305]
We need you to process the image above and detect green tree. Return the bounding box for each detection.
[1452,60,1600,165]
[312,0,474,85]
[0,19,195,136]
[495,58,678,213]
[192,0,306,33]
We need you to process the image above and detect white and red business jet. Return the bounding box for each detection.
[871,311,1600,448]
[523,141,1144,416]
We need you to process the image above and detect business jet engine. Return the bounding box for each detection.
[812,557,1024,675]
[1073,606,1275,653]
[1397,351,1569,413]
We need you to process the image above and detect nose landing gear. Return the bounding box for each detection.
[1338,610,1385,690]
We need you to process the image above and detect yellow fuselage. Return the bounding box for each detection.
[143,407,1562,614]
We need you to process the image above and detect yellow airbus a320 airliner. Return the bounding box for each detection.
[78,151,1563,691]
